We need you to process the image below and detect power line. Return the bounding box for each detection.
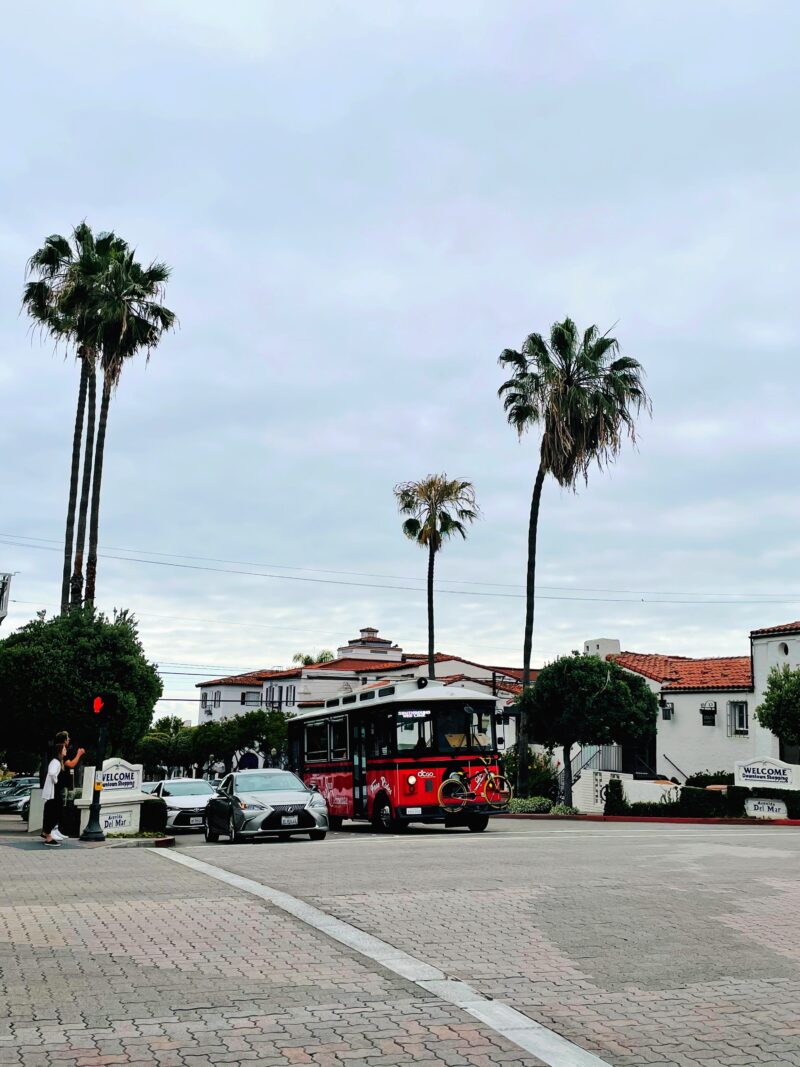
[3,535,799,604]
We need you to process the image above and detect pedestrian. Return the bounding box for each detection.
[41,741,65,847]
[51,730,85,842]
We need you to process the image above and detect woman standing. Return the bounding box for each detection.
[41,741,65,847]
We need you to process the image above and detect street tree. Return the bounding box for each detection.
[519,654,658,805]
[394,475,479,679]
[756,665,800,747]
[498,318,650,795]
[0,608,161,770]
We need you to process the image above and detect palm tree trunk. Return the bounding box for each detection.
[427,542,436,679]
[516,457,546,797]
[562,742,573,807]
[60,359,88,615]
[84,375,111,608]
[69,364,96,609]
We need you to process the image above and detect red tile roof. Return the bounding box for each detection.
[750,621,800,637]
[610,652,752,692]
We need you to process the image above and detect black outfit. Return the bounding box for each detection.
[42,798,60,835]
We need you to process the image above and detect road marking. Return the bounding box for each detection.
[153,848,612,1067]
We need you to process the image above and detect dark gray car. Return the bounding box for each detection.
[204,769,328,843]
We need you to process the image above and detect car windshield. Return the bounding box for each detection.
[160,781,215,797]
[394,702,496,755]
[235,772,305,793]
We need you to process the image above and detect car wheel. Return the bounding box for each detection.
[204,818,219,843]
[228,814,239,843]
[467,814,490,832]
[309,830,327,841]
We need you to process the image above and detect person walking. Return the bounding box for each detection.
[51,730,85,841]
[41,741,65,846]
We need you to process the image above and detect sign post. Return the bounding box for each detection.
[79,693,118,842]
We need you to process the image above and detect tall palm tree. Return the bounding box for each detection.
[83,249,175,606]
[498,318,650,795]
[292,650,335,665]
[394,475,479,679]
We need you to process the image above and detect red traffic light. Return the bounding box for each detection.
[88,693,119,715]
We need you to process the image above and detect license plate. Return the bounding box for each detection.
[405,807,422,815]
[189,816,203,825]
[281,815,299,826]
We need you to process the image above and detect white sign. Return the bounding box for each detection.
[101,758,143,792]
[745,797,788,820]
[398,709,430,719]
[101,808,134,832]
[735,757,795,791]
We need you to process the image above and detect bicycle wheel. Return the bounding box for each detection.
[484,774,513,809]
[438,776,469,812]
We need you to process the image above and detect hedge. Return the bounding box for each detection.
[606,782,800,819]
[139,796,168,833]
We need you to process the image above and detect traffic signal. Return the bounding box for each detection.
[87,692,119,715]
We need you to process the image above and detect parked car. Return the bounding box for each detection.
[141,782,158,794]
[0,782,34,816]
[204,769,328,843]
[151,778,216,831]
[0,776,37,795]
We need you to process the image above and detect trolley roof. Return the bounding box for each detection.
[288,678,499,723]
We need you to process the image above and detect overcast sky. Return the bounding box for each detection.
[2,1,799,723]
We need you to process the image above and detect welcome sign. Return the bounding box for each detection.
[100,758,143,792]
[734,757,795,791]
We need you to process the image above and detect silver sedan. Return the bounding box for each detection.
[204,769,328,843]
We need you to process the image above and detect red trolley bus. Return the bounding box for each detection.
[287,677,512,832]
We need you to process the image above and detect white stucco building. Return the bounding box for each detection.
[583,620,800,782]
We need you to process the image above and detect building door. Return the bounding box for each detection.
[352,719,368,817]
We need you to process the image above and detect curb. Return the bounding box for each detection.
[497,813,800,826]
[107,836,176,848]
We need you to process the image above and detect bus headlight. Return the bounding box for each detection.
[407,775,417,786]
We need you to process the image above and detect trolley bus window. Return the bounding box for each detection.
[367,712,392,757]
[395,713,434,754]
[305,721,328,762]
[467,706,495,751]
[329,716,348,760]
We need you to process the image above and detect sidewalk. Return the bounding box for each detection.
[0,843,544,1067]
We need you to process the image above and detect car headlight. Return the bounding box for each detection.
[308,792,327,809]
[240,802,266,811]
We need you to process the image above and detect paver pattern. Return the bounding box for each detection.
[0,840,543,1067]
[188,824,800,1067]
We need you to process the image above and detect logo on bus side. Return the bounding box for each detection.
[418,770,434,778]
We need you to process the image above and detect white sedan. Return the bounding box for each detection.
[152,778,216,831]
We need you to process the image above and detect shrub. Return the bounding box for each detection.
[677,786,728,818]
[628,800,679,816]
[503,748,559,800]
[139,796,168,834]
[603,778,628,816]
[509,796,552,814]
[551,802,579,815]
[685,770,734,788]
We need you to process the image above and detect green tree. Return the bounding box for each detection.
[498,318,650,795]
[292,650,334,665]
[136,733,171,778]
[152,715,185,738]
[756,665,800,747]
[519,654,658,805]
[0,608,162,768]
[393,475,479,678]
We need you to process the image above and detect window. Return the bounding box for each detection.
[467,706,494,751]
[700,701,716,727]
[367,712,392,757]
[201,693,208,709]
[727,701,749,737]
[304,721,328,762]
[329,717,348,760]
[285,685,296,707]
[396,712,434,754]
[240,691,260,706]
[661,702,674,721]
[213,690,221,708]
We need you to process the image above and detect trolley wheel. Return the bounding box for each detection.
[467,814,490,832]
[372,795,394,833]
[484,775,513,809]
[438,776,469,812]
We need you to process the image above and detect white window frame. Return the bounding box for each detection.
[201,692,208,709]
[240,691,261,706]
[213,690,221,708]
[727,700,749,737]
[285,684,296,707]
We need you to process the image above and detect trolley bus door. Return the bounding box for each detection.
[352,720,368,817]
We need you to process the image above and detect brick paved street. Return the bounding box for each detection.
[3,820,800,1066]
[0,829,544,1067]
[182,821,800,1067]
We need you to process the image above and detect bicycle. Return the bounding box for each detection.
[437,757,513,811]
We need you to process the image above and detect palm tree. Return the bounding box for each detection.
[292,650,334,665]
[394,475,479,679]
[83,248,175,605]
[498,318,650,796]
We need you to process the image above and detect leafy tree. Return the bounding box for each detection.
[136,733,171,778]
[498,319,650,795]
[292,650,334,665]
[756,665,800,747]
[0,608,161,769]
[152,715,185,738]
[394,474,479,678]
[519,655,658,805]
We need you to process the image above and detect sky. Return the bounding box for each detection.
[2,1,799,724]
